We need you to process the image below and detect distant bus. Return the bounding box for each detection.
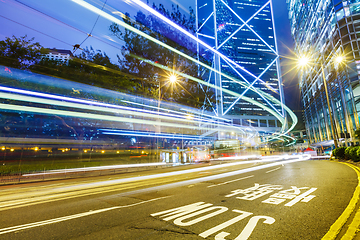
[212,139,241,159]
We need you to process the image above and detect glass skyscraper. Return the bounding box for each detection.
[196,0,286,131]
[288,0,360,147]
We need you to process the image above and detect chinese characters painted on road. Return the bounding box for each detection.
[225,183,317,207]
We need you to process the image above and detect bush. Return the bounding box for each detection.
[356,148,360,162]
[349,146,360,161]
[332,146,347,159]
[345,147,352,160]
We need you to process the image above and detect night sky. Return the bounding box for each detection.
[0,0,302,127]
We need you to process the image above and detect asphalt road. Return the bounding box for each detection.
[0,159,358,240]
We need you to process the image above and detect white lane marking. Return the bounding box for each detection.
[152,202,275,239]
[265,167,281,174]
[0,196,170,235]
[231,215,275,239]
[207,175,254,188]
[199,210,252,238]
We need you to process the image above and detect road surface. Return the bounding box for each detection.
[0,158,359,239]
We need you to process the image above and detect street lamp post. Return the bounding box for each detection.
[156,74,178,159]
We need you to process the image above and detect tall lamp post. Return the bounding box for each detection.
[298,56,344,149]
[157,74,178,160]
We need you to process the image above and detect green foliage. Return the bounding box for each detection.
[337,146,360,162]
[345,146,352,159]
[349,146,360,161]
[355,129,360,139]
[109,4,215,109]
[31,46,139,93]
[356,148,360,162]
[0,35,47,69]
[332,146,346,159]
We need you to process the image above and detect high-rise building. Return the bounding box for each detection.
[196,0,286,132]
[287,0,360,147]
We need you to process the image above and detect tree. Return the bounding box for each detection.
[32,46,139,94]
[0,35,48,69]
[109,4,215,109]
[355,128,360,140]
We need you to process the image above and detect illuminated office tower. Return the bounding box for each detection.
[288,0,360,146]
[196,0,286,131]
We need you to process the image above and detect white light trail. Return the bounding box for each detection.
[223,58,279,115]
[70,0,298,134]
[0,91,221,126]
[47,156,310,190]
[22,162,167,176]
[130,0,275,88]
[0,86,221,124]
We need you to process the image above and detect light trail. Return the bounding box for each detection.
[130,0,277,90]
[36,156,310,190]
[70,0,298,134]
[128,0,298,129]
[0,103,244,134]
[216,155,260,161]
[101,131,206,140]
[23,155,289,177]
[0,156,309,212]
[22,162,168,176]
[0,157,310,235]
[96,156,311,197]
[135,55,286,126]
[0,86,220,124]
[0,91,222,126]
[0,85,255,139]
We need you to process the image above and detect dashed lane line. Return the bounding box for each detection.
[207,175,254,188]
[265,167,281,173]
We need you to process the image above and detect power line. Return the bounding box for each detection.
[0,15,73,47]
[12,0,123,54]
[75,0,108,54]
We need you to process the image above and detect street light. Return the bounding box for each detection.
[335,56,344,64]
[169,75,177,83]
[158,74,178,107]
[297,55,345,148]
[157,74,178,159]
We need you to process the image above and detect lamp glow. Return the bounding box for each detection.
[298,57,310,67]
[335,56,344,64]
[169,75,177,83]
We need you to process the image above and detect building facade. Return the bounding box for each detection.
[288,0,360,147]
[43,48,73,63]
[196,0,286,132]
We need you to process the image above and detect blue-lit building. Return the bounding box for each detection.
[196,0,286,132]
[288,0,360,147]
